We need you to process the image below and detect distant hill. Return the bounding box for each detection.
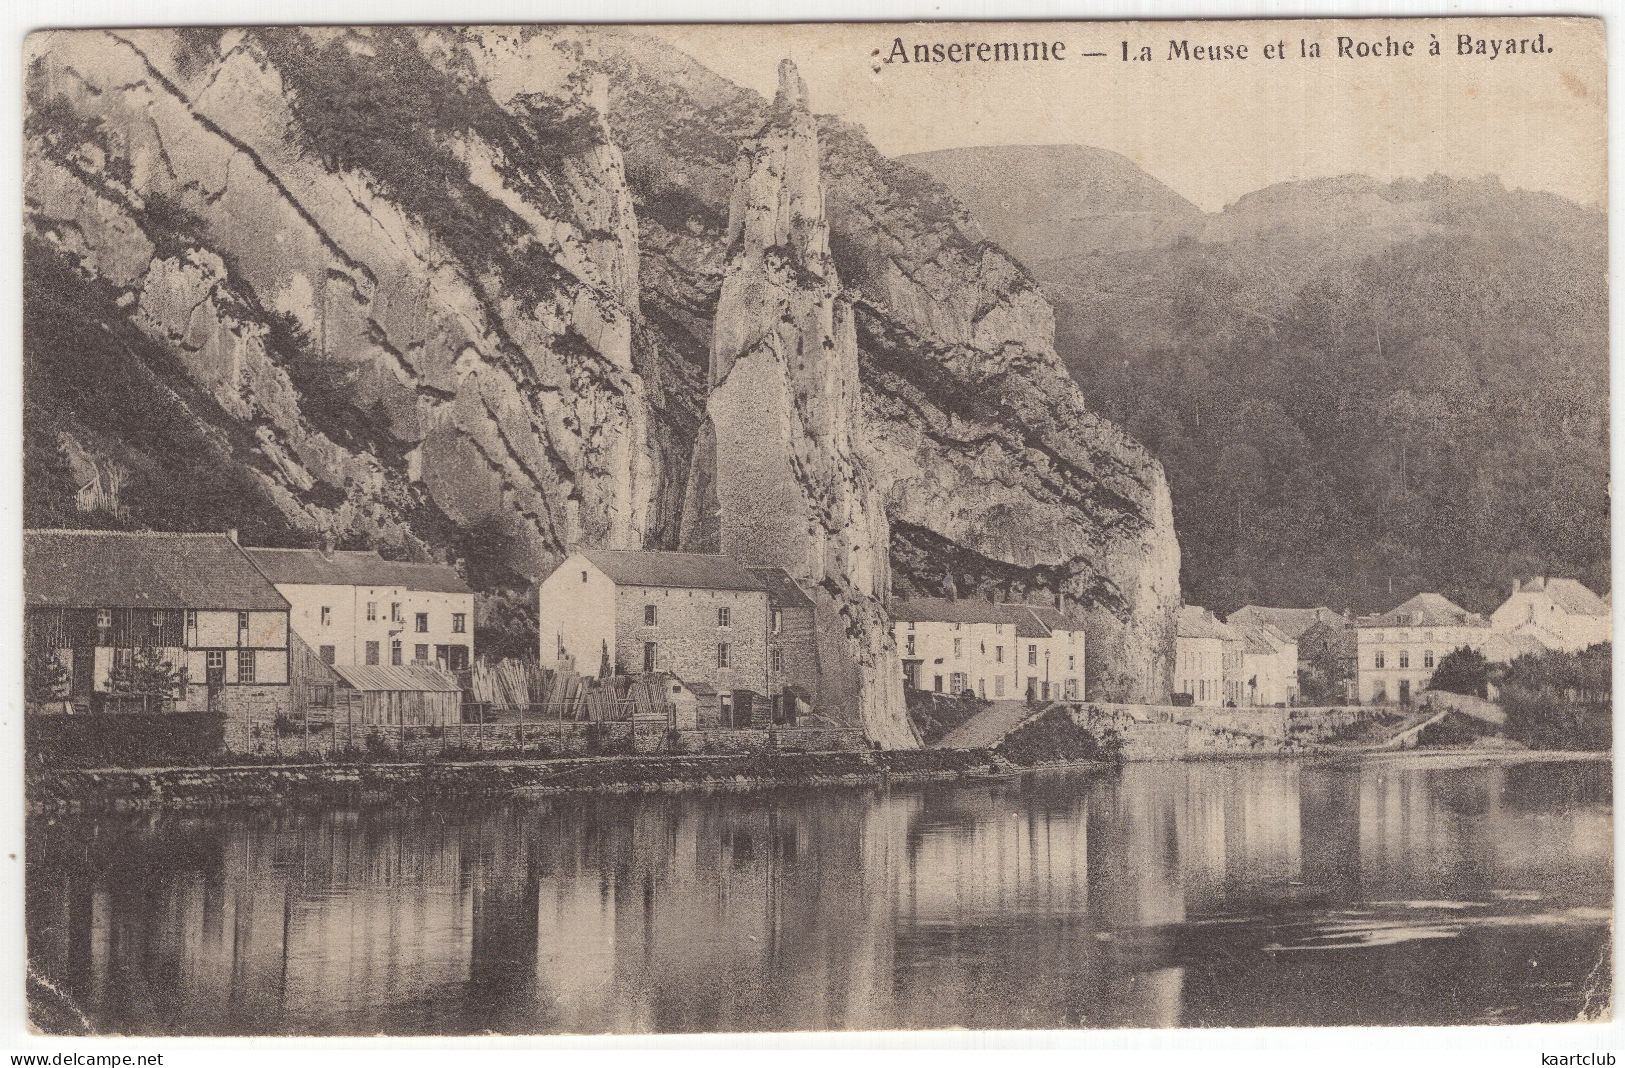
[911,146,1610,617]
[904,144,1201,263]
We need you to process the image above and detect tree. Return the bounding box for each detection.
[25,649,70,706]
[1428,645,1491,699]
[106,646,189,713]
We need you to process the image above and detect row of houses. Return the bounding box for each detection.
[1181,577,1611,707]
[24,529,474,722]
[892,596,1086,702]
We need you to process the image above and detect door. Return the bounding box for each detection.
[1399,679,1411,705]
[205,650,225,713]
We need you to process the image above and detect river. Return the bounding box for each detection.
[26,752,1612,1034]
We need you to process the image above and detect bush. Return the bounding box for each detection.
[997,708,1119,766]
[1428,646,1492,698]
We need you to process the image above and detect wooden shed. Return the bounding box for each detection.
[330,663,463,726]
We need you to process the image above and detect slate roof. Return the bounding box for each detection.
[1234,621,1285,657]
[1021,604,1087,634]
[25,529,290,611]
[746,566,815,609]
[1228,605,1338,640]
[1177,605,1239,641]
[580,550,767,592]
[330,663,462,692]
[1517,577,1609,617]
[245,548,471,594]
[1359,592,1486,629]
[999,604,1053,639]
[891,596,1007,624]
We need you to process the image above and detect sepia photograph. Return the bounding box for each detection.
[16,15,1612,1038]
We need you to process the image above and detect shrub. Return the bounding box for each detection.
[997,708,1117,766]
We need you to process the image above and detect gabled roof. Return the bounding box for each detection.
[746,566,815,609]
[330,663,462,692]
[1177,605,1238,641]
[891,596,1007,625]
[25,529,290,611]
[1514,577,1609,617]
[244,548,471,594]
[1021,604,1087,635]
[1228,605,1339,640]
[999,603,1054,639]
[579,549,766,592]
[1234,621,1289,656]
[1359,592,1486,629]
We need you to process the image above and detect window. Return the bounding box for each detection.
[643,642,657,673]
[771,608,783,634]
[581,570,588,583]
[319,645,336,665]
[391,639,402,666]
[452,613,466,634]
[151,610,164,627]
[905,634,916,656]
[996,645,1005,663]
[309,684,333,709]
[1424,649,1435,668]
[717,606,731,628]
[390,603,402,623]
[907,621,915,632]
[1375,651,1386,669]
[645,604,658,626]
[933,675,943,693]
[366,602,377,621]
[977,678,986,698]
[237,649,255,683]
[1399,651,1410,669]
[96,608,111,628]
[238,611,249,633]
[415,644,429,663]
[951,672,966,693]
[717,642,730,668]
[320,606,332,627]
[1069,655,1076,671]
[995,676,1006,697]
[1028,645,1038,666]
[953,638,962,658]
[415,612,428,633]
[771,648,783,672]
[365,641,380,666]
[207,650,225,671]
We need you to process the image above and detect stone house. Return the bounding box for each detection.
[24,529,291,719]
[537,550,779,724]
[1007,603,1087,702]
[1489,577,1610,654]
[747,565,819,723]
[1175,606,1238,706]
[244,547,474,672]
[1355,592,1490,705]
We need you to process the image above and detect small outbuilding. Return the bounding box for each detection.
[329,663,463,726]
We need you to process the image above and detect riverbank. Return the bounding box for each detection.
[28,746,1106,814]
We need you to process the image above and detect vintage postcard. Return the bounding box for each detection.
[20,17,1610,1036]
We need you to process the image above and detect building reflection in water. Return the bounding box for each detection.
[27,757,1611,1034]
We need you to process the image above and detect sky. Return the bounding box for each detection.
[645,18,1606,213]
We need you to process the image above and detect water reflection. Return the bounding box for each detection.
[28,754,1611,1034]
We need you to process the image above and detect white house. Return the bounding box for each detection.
[1490,577,1610,654]
[244,548,474,672]
[1232,619,1298,706]
[1354,592,1489,705]
[893,597,1085,703]
[1175,606,1236,706]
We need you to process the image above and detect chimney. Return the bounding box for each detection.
[1512,579,1521,596]
[226,527,238,545]
[320,531,337,560]
[1054,588,1064,609]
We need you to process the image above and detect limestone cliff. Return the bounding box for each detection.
[24,25,1180,714]
[25,26,657,581]
[598,32,1181,702]
[681,61,908,747]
